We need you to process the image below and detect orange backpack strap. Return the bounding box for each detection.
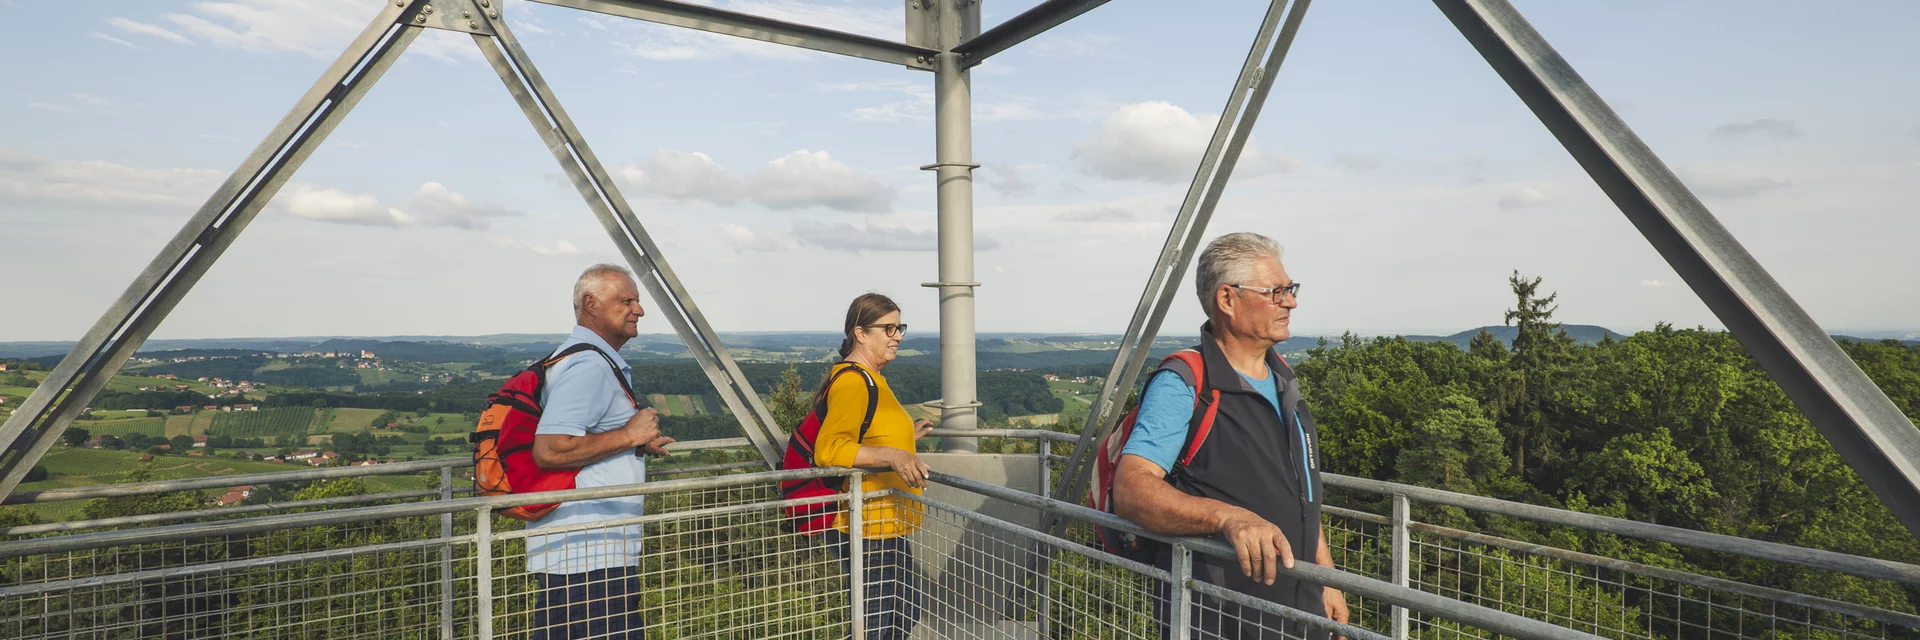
[1161,349,1219,470]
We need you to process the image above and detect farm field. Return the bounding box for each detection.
[1048,380,1100,410]
[73,418,167,439]
[209,407,316,445]
[166,412,217,437]
[422,413,475,434]
[322,407,389,433]
[12,447,440,522]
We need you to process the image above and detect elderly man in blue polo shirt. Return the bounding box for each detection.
[526,263,676,640]
[1114,233,1349,640]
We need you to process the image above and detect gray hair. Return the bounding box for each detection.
[1194,232,1283,315]
[572,263,635,313]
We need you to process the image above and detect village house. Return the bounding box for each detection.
[215,485,256,507]
[234,404,257,411]
[0,364,9,371]
[187,451,205,457]
[139,454,154,462]
[361,350,376,359]
[192,436,208,447]
[1041,374,1060,382]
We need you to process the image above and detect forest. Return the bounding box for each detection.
[1294,273,1920,615]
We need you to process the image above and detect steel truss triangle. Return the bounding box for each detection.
[0,0,786,502]
[1051,0,1920,540]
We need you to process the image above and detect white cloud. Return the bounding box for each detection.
[70,93,109,108]
[615,149,895,213]
[1639,280,1671,288]
[719,223,788,252]
[0,148,222,211]
[1331,154,1382,174]
[1710,118,1801,141]
[89,32,141,49]
[1071,102,1299,183]
[490,237,583,256]
[109,17,191,44]
[753,151,894,213]
[792,221,1000,253]
[157,1,475,62]
[1055,207,1134,222]
[982,164,1040,198]
[26,102,70,112]
[1025,33,1120,58]
[275,181,521,229]
[1679,167,1791,199]
[1497,187,1551,210]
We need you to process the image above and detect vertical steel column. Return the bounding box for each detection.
[1171,543,1194,640]
[849,470,867,638]
[1050,0,1314,522]
[1391,494,1410,640]
[476,507,494,640]
[440,467,455,640]
[923,0,985,453]
[0,2,428,499]
[468,9,786,466]
[1038,439,1051,501]
[1434,0,1920,537]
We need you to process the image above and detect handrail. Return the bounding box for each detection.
[926,470,1602,640]
[1325,473,1920,587]
[1,457,469,505]
[0,466,851,559]
[923,427,1077,442]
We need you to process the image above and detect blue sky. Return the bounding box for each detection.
[2,0,1915,341]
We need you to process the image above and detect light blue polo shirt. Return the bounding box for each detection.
[525,325,646,575]
[1122,366,1282,473]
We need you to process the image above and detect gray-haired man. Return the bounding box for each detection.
[1114,232,1348,639]
[525,263,676,640]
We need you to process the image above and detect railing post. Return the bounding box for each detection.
[1038,439,1051,501]
[1171,543,1193,640]
[476,507,494,640]
[440,467,454,640]
[849,470,866,639]
[1391,493,1410,640]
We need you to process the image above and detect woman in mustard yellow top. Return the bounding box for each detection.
[813,293,930,640]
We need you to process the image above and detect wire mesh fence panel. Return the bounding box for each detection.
[0,537,475,640]
[487,484,849,639]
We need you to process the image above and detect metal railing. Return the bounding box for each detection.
[1,432,1914,639]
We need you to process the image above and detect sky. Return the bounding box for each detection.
[1,0,1916,341]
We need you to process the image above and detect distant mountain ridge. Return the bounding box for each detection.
[2,326,1913,360]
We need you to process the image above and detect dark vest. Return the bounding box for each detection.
[1162,325,1324,620]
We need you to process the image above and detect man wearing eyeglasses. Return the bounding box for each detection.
[1113,232,1348,639]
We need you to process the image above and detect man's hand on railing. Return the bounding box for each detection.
[1323,586,1350,640]
[636,436,675,458]
[1218,508,1293,585]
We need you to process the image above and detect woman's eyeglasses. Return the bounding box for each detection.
[862,323,908,337]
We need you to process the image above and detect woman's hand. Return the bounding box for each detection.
[912,418,935,441]
[879,447,931,489]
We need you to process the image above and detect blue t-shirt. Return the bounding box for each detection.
[526,325,646,574]
[1121,365,1281,473]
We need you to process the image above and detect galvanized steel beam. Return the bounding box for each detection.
[530,0,937,69]
[1051,0,1312,528]
[952,0,1115,65]
[471,9,788,467]
[1432,0,1920,539]
[0,2,430,501]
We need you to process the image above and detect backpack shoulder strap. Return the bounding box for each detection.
[816,364,881,443]
[542,343,637,407]
[1165,349,1221,470]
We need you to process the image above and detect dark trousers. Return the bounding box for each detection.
[1154,556,1327,640]
[824,530,922,640]
[533,566,644,640]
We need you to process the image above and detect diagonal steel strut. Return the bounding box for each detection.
[1434,0,1920,538]
[0,2,431,500]
[472,6,787,467]
[1049,0,1314,532]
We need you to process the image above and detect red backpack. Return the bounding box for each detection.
[1089,349,1217,559]
[777,364,878,535]
[470,343,635,521]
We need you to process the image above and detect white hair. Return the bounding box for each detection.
[1194,232,1284,316]
[572,263,635,313]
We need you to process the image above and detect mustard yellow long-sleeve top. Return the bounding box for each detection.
[813,362,924,538]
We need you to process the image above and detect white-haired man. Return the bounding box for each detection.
[1114,232,1349,639]
[526,263,675,640]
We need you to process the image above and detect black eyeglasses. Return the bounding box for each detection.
[862,323,908,337]
[1230,282,1301,303]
